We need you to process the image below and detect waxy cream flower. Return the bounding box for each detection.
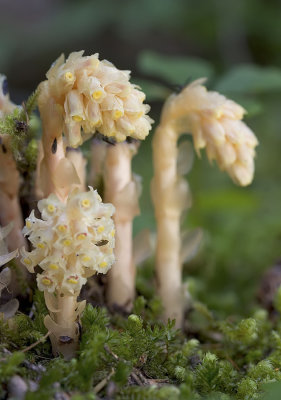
[21,187,115,296]
[168,79,258,186]
[38,51,153,147]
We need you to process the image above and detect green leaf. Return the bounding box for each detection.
[215,64,281,94]
[137,51,214,85]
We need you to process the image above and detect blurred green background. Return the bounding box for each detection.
[1,0,281,317]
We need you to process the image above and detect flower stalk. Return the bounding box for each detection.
[21,187,115,359]
[104,140,141,311]
[152,79,258,327]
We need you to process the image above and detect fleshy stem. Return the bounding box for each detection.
[44,291,85,359]
[104,141,140,311]
[152,122,190,328]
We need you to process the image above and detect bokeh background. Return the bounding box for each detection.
[1,0,281,317]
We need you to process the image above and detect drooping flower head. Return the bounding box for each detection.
[38,51,153,147]
[21,187,115,295]
[163,79,258,186]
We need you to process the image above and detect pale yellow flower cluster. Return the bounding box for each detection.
[173,79,258,186]
[21,187,115,295]
[38,51,153,147]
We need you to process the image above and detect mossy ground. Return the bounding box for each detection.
[1,261,281,400]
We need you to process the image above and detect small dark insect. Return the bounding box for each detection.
[96,239,109,247]
[59,335,73,345]
[52,138,57,154]
[2,144,7,154]
[15,120,28,134]
[2,77,9,96]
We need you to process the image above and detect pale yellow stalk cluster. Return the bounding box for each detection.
[152,78,258,327]
[37,51,153,314]
[0,75,27,289]
[21,187,115,358]
[38,51,152,148]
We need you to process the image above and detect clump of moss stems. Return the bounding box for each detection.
[0,88,39,173]
[1,279,281,399]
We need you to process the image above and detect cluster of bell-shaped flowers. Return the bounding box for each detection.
[165,79,258,186]
[38,51,153,147]
[21,187,115,296]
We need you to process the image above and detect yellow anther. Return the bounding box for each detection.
[63,239,72,246]
[99,261,108,268]
[23,258,31,265]
[37,243,46,249]
[47,204,55,213]
[72,115,83,122]
[82,255,91,263]
[113,110,123,120]
[49,263,59,270]
[42,278,52,286]
[77,233,87,240]
[64,71,74,81]
[57,225,67,233]
[110,230,115,237]
[67,278,78,284]
[26,221,31,228]
[97,226,104,233]
[92,90,102,100]
[81,198,91,208]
